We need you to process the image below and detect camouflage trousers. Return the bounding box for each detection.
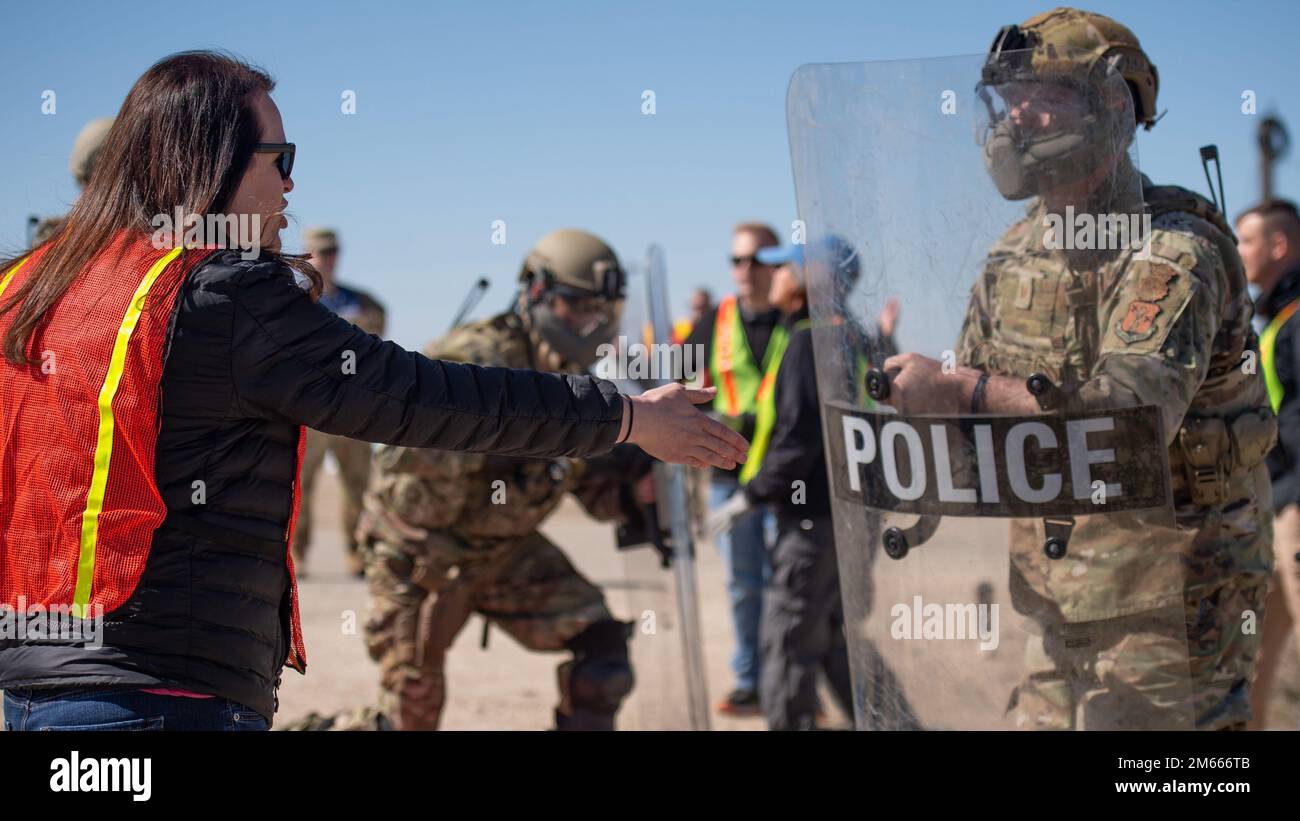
[363,530,613,730]
[293,430,372,564]
[1011,573,1268,730]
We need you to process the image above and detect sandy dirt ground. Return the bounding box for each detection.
[277,464,784,730]
[246,463,1300,731]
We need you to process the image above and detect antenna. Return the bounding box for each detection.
[1200,145,1226,215]
[449,277,490,331]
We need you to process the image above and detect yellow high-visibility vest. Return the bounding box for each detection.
[738,318,877,485]
[1261,298,1300,413]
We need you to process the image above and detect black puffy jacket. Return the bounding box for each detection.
[0,251,624,721]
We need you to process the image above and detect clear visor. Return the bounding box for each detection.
[974,78,1096,147]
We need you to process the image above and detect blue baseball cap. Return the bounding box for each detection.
[756,236,859,278]
[756,244,804,267]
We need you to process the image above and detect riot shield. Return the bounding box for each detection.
[786,50,1195,730]
[604,246,711,730]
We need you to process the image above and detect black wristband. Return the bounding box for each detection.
[618,395,634,444]
[970,372,990,415]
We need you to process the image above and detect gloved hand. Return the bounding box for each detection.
[706,489,753,541]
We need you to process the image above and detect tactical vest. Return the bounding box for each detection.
[364,311,584,549]
[1131,185,1273,509]
[960,183,1274,510]
[0,233,308,671]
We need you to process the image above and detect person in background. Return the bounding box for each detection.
[711,237,897,729]
[683,222,782,715]
[674,287,714,346]
[290,229,656,731]
[1238,200,1300,729]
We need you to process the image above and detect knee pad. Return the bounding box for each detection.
[556,620,635,727]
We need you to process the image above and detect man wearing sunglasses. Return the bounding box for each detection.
[682,222,783,716]
[291,227,387,577]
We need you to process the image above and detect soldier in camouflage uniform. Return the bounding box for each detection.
[32,117,114,245]
[295,229,652,731]
[883,8,1276,729]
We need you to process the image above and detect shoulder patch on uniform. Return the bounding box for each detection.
[1116,300,1161,343]
[1134,263,1178,302]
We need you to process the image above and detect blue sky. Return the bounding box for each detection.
[2,0,1298,348]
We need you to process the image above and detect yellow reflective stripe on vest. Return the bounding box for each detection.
[73,247,183,618]
[1261,299,1300,414]
[739,318,805,485]
[739,320,878,486]
[0,255,30,298]
[855,351,876,411]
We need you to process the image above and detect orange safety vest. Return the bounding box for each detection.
[0,233,308,672]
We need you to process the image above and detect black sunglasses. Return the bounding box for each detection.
[730,254,771,268]
[255,142,296,180]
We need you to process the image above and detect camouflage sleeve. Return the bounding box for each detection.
[364,443,487,535]
[1066,215,1230,444]
[422,328,500,366]
[569,444,655,522]
[955,267,994,367]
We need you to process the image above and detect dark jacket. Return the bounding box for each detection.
[743,309,896,523]
[742,309,829,520]
[0,251,624,721]
[1262,266,1300,511]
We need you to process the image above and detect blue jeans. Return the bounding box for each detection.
[710,479,774,692]
[3,688,268,731]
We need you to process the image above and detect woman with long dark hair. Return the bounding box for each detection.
[0,51,745,731]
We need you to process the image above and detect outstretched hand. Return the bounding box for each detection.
[624,384,748,470]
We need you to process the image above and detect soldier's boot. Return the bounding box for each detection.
[554,619,635,731]
[279,706,395,731]
[378,664,447,731]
